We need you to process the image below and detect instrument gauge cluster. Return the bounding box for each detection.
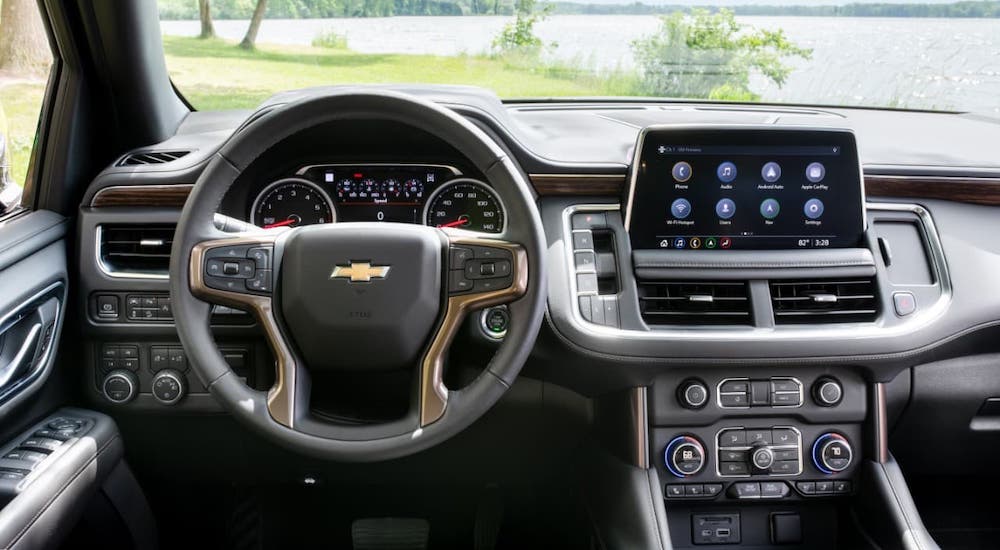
[250,164,504,233]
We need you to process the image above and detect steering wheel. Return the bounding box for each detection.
[169,91,546,462]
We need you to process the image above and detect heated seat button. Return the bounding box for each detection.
[719,429,747,447]
[729,482,761,499]
[665,484,685,498]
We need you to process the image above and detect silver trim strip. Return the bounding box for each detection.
[560,202,952,342]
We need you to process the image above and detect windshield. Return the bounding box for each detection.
[158,1,999,114]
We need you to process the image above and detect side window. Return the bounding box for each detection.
[0,0,53,216]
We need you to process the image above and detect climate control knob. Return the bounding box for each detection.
[664,435,706,477]
[751,446,775,470]
[812,433,853,474]
[677,379,709,409]
[102,370,138,404]
[813,377,844,407]
[151,370,186,405]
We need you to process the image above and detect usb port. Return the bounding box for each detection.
[716,528,731,538]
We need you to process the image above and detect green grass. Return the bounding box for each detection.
[0,36,641,185]
[163,36,636,110]
[0,82,46,187]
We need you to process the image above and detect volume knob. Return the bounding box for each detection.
[813,377,843,407]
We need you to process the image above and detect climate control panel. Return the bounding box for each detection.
[716,426,802,477]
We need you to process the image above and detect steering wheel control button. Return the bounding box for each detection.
[664,435,705,478]
[480,306,510,339]
[672,161,693,183]
[449,270,474,294]
[678,379,709,409]
[102,370,138,404]
[245,270,273,292]
[450,246,473,266]
[761,162,782,182]
[812,433,853,474]
[248,247,271,268]
[152,370,186,405]
[813,377,844,406]
[893,291,917,316]
[204,245,274,294]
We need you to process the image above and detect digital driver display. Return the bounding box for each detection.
[624,128,865,250]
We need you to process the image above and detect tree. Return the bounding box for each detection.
[0,0,49,73]
[632,9,810,100]
[239,0,268,50]
[492,0,550,56]
[198,0,215,39]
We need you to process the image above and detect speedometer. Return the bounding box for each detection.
[252,178,335,229]
[424,179,504,233]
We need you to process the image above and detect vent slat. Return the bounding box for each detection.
[100,225,176,275]
[116,150,191,167]
[770,278,879,324]
[638,281,751,326]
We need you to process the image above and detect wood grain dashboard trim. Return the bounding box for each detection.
[864,175,1000,207]
[88,174,1000,207]
[90,184,194,207]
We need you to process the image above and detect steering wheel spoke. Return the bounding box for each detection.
[189,233,298,428]
[419,232,529,426]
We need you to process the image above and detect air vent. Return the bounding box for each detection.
[638,281,751,325]
[99,225,175,276]
[116,150,190,167]
[771,279,878,324]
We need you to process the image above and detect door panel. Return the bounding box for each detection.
[0,211,68,418]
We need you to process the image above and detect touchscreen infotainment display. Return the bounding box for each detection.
[624,127,864,250]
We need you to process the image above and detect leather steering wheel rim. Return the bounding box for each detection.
[169,90,547,462]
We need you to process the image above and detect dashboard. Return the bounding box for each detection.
[248,163,505,233]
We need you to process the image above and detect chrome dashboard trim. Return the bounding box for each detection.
[560,201,952,342]
[94,225,169,281]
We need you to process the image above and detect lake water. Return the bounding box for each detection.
[160,16,1000,113]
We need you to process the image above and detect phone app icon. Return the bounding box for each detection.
[672,162,692,183]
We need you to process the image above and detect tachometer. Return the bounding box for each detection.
[424,179,504,233]
[252,178,335,228]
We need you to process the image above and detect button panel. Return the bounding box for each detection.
[203,245,274,294]
[448,245,514,295]
[665,483,723,500]
[716,426,802,477]
[717,377,802,408]
[569,212,620,329]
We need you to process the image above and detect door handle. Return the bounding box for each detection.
[0,322,42,389]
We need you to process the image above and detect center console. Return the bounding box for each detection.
[651,367,866,547]
[554,125,949,549]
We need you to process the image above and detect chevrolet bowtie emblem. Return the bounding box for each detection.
[330,262,391,283]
